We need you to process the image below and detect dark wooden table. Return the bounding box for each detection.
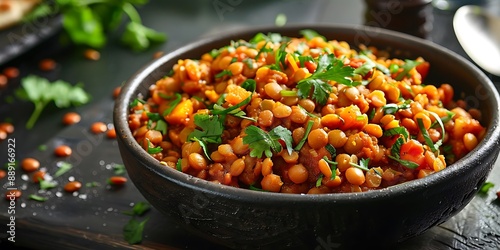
[1,0,500,249]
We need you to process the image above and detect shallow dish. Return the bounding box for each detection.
[113,24,500,249]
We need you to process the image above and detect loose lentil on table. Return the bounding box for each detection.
[127,31,486,194]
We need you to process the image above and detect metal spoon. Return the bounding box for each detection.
[453,5,500,76]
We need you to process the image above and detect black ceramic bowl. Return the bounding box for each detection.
[113,25,500,249]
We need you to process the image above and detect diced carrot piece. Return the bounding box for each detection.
[225,84,251,105]
[165,99,193,125]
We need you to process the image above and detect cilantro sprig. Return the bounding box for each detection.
[15,75,91,129]
[243,125,293,158]
[122,202,151,245]
[382,99,411,115]
[28,0,166,51]
[297,54,354,105]
[187,114,224,160]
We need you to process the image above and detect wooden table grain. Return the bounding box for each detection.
[1,1,499,249]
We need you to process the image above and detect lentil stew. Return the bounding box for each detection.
[127,30,485,194]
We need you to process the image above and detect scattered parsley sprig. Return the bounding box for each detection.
[15,75,91,129]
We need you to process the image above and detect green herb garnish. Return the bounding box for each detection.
[297,54,354,105]
[123,202,151,216]
[243,125,293,158]
[53,161,73,178]
[394,59,422,81]
[29,194,48,202]
[162,93,182,116]
[123,217,149,245]
[294,120,315,151]
[382,99,411,115]
[15,75,91,129]
[350,158,370,171]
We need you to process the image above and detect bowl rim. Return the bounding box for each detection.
[114,23,500,203]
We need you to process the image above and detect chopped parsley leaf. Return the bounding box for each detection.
[243,125,293,158]
[297,54,354,105]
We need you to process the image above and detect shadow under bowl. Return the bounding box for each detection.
[113,24,500,249]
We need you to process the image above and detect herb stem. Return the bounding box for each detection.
[26,102,47,129]
[122,3,142,24]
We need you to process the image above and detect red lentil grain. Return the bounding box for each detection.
[62,112,81,125]
[3,67,19,79]
[113,86,122,99]
[0,169,6,179]
[0,130,6,141]
[32,171,46,183]
[5,190,21,200]
[108,176,128,185]
[64,181,82,192]
[153,51,164,59]
[0,74,7,88]
[54,145,72,157]
[39,59,57,71]
[0,122,14,134]
[21,157,40,172]
[107,128,117,139]
[84,49,100,61]
[90,122,107,134]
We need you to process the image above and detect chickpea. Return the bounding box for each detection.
[21,157,40,172]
